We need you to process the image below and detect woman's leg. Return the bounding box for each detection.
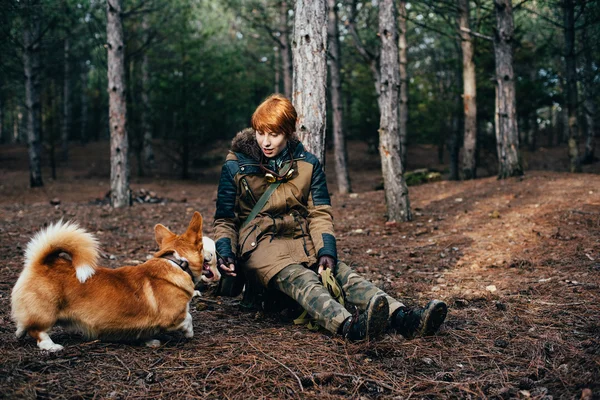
[271,264,351,334]
[335,261,404,316]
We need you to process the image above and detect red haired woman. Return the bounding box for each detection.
[213,94,447,341]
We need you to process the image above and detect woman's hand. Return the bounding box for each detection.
[218,256,237,277]
[317,255,336,275]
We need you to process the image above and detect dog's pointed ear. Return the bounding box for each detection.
[185,211,203,244]
[155,224,174,247]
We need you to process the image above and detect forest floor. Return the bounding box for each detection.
[0,140,599,399]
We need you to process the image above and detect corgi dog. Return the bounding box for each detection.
[11,211,208,352]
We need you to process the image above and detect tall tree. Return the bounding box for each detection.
[22,0,44,187]
[61,36,72,162]
[397,0,408,171]
[107,0,130,207]
[562,0,580,172]
[581,13,596,164]
[493,0,522,178]
[80,60,88,144]
[292,0,328,164]
[457,0,477,179]
[327,0,351,193]
[141,15,154,170]
[378,0,411,222]
[279,0,293,98]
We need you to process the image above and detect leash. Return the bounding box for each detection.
[293,267,345,331]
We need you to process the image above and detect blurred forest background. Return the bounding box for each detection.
[0,0,598,189]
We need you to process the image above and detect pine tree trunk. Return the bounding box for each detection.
[493,0,522,179]
[280,0,293,98]
[107,0,130,207]
[22,0,44,187]
[398,0,408,171]
[563,0,581,172]
[292,0,328,164]
[274,46,280,93]
[582,23,596,164]
[458,0,477,180]
[378,0,411,222]
[327,0,351,194]
[0,88,3,144]
[141,17,154,170]
[62,37,71,162]
[80,61,88,144]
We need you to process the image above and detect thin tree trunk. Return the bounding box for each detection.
[398,0,408,171]
[280,0,292,98]
[107,0,130,207]
[62,37,71,162]
[563,0,581,172]
[378,0,411,222]
[581,22,596,164]
[141,16,154,171]
[80,61,88,144]
[327,0,351,194]
[493,0,522,179]
[458,0,477,179]
[292,0,328,164]
[274,46,280,93]
[0,88,3,143]
[22,0,43,187]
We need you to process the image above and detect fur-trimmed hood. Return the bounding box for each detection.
[230,128,300,161]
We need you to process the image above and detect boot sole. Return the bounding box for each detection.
[419,300,448,336]
[366,295,389,340]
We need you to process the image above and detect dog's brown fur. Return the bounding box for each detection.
[11,212,206,351]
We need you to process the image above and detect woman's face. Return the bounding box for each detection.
[256,130,288,158]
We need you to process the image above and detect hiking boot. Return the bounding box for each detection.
[339,295,389,341]
[391,300,447,339]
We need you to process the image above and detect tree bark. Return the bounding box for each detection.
[274,46,280,93]
[22,0,44,187]
[61,37,72,162]
[581,21,596,164]
[327,0,351,194]
[292,0,328,164]
[141,16,154,170]
[0,87,3,144]
[107,0,130,207]
[493,0,522,178]
[280,0,293,98]
[378,0,411,222]
[80,61,88,144]
[563,0,581,172]
[398,0,408,171]
[458,0,477,179]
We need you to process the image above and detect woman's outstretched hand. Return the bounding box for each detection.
[317,255,336,275]
[218,256,237,277]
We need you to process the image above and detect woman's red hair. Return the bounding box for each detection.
[251,94,297,137]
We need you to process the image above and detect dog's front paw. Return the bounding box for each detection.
[39,342,64,352]
[193,290,202,298]
[145,339,161,348]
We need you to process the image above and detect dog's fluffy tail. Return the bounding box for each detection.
[24,220,100,283]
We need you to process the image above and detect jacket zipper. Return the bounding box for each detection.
[241,177,257,204]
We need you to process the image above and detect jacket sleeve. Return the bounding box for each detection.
[213,161,239,259]
[306,159,338,261]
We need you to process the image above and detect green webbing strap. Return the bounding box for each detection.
[241,182,280,229]
[293,267,345,331]
[241,161,292,229]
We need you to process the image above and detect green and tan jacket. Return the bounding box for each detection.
[213,128,337,286]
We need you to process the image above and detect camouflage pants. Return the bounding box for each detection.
[271,262,404,334]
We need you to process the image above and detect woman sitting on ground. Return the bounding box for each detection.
[213,94,447,341]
